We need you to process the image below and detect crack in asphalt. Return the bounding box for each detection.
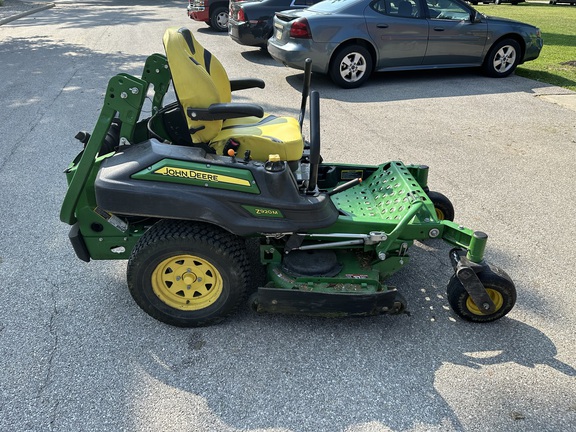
[36,278,60,429]
[0,65,81,174]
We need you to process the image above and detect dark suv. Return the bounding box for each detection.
[187,0,230,32]
[229,0,321,48]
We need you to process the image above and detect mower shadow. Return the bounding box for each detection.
[134,304,574,431]
[129,240,574,431]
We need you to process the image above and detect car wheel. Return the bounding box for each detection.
[483,39,521,78]
[329,45,373,89]
[210,7,229,32]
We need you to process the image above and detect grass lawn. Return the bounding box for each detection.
[475,2,576,91]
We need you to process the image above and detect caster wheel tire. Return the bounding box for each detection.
[127,220,249,327]
[389,291,407,315]
[447,264,516,323]
[427,190,455,221]
[248,292,260,313]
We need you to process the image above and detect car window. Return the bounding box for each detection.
[308,0,360,13]
[370,0,421,18]
[426,0,470,20]
[293,0,322,5]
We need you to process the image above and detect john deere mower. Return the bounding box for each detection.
[60,27,516,327]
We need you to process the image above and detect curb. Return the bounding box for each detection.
[0,2,55,26]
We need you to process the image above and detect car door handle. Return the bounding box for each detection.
[377,24,389,28]
[433,27,445,31]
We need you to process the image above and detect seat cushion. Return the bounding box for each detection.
[210,115,304,162]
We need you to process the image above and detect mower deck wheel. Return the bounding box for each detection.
[446,264,516,323]
[426,190,455,221]
[389,291,407,315]
[127,220,249,327]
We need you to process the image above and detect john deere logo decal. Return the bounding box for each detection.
[155,166,251,187]
[132,159,259,194]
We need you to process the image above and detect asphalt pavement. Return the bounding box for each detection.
[0,1,575,431]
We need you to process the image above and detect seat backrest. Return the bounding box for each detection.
[162,27,229,143]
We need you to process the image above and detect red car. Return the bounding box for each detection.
[187,0,230,32]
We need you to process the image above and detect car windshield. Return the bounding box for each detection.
[308,0,359,13]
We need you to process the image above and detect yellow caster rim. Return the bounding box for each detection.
[466,288,504,315]
[151,254,223,311]
[435,207,445,220]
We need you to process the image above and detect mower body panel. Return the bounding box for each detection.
[93,140,339,236]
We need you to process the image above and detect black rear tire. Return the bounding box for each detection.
[127,220,249,327]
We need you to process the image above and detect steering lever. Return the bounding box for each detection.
[327,178,362,196]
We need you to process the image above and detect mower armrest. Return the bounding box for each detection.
[230,78,265,91]
[187,103,264,121]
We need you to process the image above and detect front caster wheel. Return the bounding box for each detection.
[127,220,249,327]
[426,190,455,221]
[446,264,516,323]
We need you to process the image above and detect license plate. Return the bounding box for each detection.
[274,22,283,40]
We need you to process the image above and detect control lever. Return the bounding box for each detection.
[327,178,362,196]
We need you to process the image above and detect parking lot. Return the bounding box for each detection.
[0,1,575,431]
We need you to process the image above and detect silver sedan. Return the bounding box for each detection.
[268,0,543,88]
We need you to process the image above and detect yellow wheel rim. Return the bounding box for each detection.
[466,289,504,315]
[151,254,223,311]
[435,207,445,220]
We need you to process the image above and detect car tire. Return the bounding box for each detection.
[209,6,229,32]
[329,44,373,89]
[483,38,521,78]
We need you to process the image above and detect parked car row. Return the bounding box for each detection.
[187,0,230,31]
[229,0,323,48]
[188,0,543,88]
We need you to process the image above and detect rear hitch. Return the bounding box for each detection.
[449,248,496,314]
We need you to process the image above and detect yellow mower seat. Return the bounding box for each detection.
[162,27,304,162]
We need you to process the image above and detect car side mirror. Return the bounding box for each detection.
[471,10,482,23]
